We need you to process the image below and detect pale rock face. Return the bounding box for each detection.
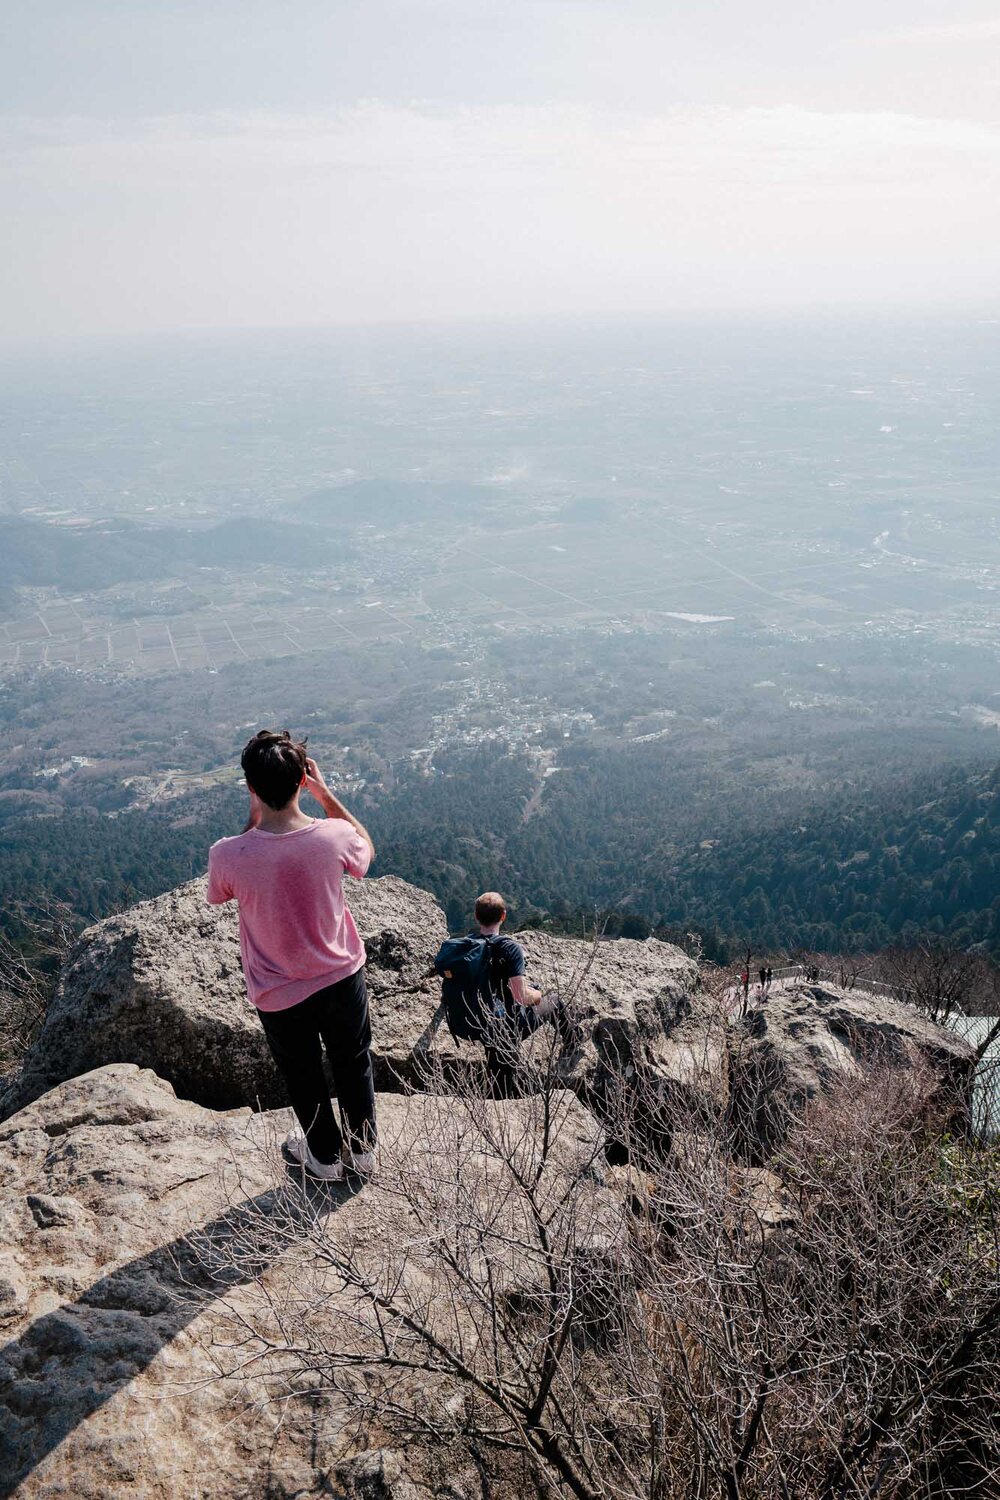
[513,929,722,1122]
[0,1065,279,1499]
[1,878,705,1121]
[0,873,981,1500]
[0,1064,611,1500]
[728,979,976,1156]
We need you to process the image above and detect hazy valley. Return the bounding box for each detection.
[1,315,998,949]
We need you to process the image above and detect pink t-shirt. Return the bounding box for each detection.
[206,817,371,1012]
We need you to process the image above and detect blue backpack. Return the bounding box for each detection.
[434,934,506,1042]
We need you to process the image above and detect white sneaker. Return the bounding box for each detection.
[285,1131,345,1183]
[344,1148,377,1178]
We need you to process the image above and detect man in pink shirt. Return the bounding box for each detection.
[207,728,376,1182]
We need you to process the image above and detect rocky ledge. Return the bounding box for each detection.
[0,875,975,1156]
[728,978,976,1156]
[0,1064,611,1500]
[0,874,704,1120]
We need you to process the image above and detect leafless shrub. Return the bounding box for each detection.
[786,949,876,992]
[864,947,1000,1144]
[0,899,79,1072]
[871,941,989,1027]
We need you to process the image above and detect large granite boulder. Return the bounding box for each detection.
[0,874,449,1117]
[514,929,721,1123]
[727,978,977,1159]
[1,879,704,1122]
[2,870,973,1171]
[0,1064,612,1500]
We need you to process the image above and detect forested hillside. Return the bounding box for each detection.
[0,794,241,939]
[371,751,1000,952]
[4,748,996,958]
[664,762,1000,952]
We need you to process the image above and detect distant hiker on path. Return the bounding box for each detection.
[758,965,767,991]
[435,892,580,1098]
[206,728,376,1183]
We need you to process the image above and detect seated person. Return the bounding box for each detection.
[466,890,580,1098]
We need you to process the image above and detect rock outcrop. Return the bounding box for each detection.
[728,978,977,1157]
[0,873,983,1499]
[1,877,704,1122]
[504,928,717,1117]
[0,1064,610,1500]
[1,874,449,1117]
[0,1064,277,1498]
[0,874,977,1170]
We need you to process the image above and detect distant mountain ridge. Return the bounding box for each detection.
[0,515,350,601]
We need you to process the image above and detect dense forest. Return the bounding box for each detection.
[663,762,1000,953]
[2,743,997,960]
[0,792,241,940]
[370,749,1000,952]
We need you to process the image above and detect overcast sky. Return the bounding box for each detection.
[3,1,1000,347]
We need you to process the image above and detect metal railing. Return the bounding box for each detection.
[766,964,910,1005]
[780,965,999,1029]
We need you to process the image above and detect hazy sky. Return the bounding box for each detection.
[3,2,1000,346]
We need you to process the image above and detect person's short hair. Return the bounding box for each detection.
[241,729,308,810]
[475,891,507,926]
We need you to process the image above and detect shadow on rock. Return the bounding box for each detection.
[0,1178,357,1498]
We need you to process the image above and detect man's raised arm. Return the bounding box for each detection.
[304,757,375,861]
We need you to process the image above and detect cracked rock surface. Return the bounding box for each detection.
[0,1063,610,1500]
[1,874,450,1116]
[727,978,976,1156]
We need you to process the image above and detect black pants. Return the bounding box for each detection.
[483,1041,521,1100]
[482,999,573,1100]
[259,966,376,1166]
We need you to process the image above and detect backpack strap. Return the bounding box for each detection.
[477,931,496,985]
[477,933,509,1015]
